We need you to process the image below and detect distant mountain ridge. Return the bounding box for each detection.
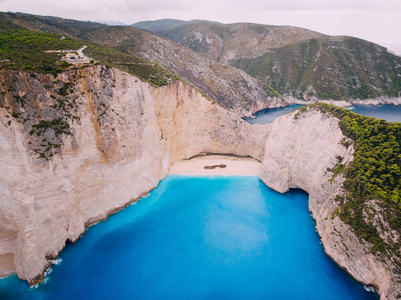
[0,11,107,37]
[132,18,220,32]
[151,21,401,100]
[98,20,126,26]
[1,12,401,109]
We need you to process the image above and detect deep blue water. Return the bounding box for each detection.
[348,105,401,123]
[0,176,378,299]
[243,105,303,124]
[244,104,401,125]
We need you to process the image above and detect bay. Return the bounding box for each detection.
[0,176,378,299]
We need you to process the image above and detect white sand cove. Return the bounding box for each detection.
[168,155,261,176]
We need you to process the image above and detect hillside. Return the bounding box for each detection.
[155,22,325,63]
[155,22,401,100]
[81,26,281,116]
[0,27,178,87]
[0,12,281,116]
[0,12,106,38]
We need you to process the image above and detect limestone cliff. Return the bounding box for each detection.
[259,109,400,299]
[0,65,399,299]
[0,65,267,283]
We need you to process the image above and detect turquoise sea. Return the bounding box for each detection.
[0,176,378,299]
[244,104,401,124]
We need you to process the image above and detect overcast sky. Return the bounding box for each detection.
[1,0,401,54]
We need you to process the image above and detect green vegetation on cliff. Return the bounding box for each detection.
[305,103,401,267]
[83,42,180,87]
[0,20,180,160]
[0,28,179,86]
[315,103,401,204]
[0,29,84,74]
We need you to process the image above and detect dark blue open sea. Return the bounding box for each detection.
[244,104,401,124]
[348,105,401,123]
[0,176,378,299]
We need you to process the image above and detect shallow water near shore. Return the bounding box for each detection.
[0,176,378,299]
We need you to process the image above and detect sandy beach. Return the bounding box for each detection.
[168,155,261,176]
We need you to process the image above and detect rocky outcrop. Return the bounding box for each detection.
[259,109,400,299]
[0,66,268,284]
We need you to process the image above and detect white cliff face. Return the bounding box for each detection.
[259,109,353,193]
[0,66,399,299]
[259,109,399,299]
[0,66,267,284]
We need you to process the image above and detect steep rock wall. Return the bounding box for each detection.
[0,66,268,283]
[259,110,399,299]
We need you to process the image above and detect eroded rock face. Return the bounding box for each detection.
[0,66,267,283]
[259,110,400,299]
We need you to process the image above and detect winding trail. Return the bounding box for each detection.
[77,46,88,58]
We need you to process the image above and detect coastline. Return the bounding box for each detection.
[168,155,261,176]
